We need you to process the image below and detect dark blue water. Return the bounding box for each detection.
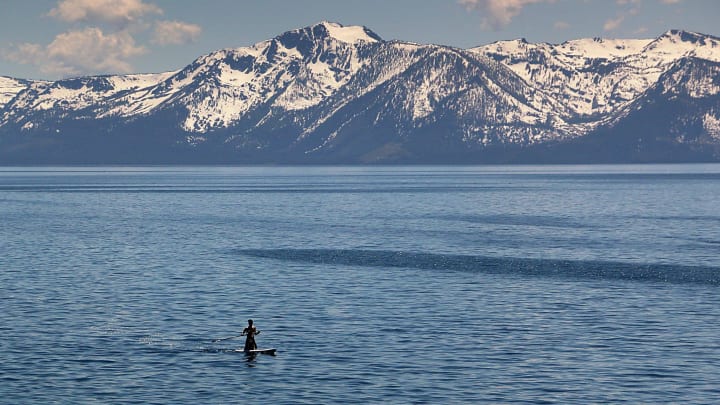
[2,165,720,403]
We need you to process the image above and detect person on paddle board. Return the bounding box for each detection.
[241,319,259,352]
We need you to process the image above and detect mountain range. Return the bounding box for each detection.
[1,22,719,164]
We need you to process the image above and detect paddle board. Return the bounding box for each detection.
[240,348,276,355]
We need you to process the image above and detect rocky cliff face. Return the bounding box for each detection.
[1,22,719,164]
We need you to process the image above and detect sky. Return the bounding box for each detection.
[0,0,718,80]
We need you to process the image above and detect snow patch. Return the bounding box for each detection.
[322,22,378,44]
[704,112,720,140]
[559,38,652,59]
[0,77,33,108]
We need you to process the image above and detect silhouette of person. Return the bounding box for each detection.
[241,319,259,352]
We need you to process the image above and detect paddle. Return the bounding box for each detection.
[212,330,260,343]
[212,334,242,343]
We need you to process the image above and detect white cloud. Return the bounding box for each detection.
[458,0,554,30]
[603,14,626,31]
[48,0,162,25]
[604,0,642,31]
[152,20,202,45]
[4,1,204,78]
[553,21,570,30]
[660,0,681,4]
[6,28,146,77]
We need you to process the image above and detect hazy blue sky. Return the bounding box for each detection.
[1,0,718,80]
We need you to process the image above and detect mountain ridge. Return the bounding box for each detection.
[1,23,719,164]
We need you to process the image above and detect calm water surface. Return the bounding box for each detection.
[1,165,720,403]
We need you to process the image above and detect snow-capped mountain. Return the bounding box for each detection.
[0,22,719,164]
[472,29,720,120]
[0,77,35,110]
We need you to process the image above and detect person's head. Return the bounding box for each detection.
[248,319,253,326]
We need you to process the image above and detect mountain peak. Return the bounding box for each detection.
[659,29,715,44]
[644,29,720,62]
[317,21,382,44]
[276,21,382,47]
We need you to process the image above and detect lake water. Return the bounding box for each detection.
[1,165,720,403]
